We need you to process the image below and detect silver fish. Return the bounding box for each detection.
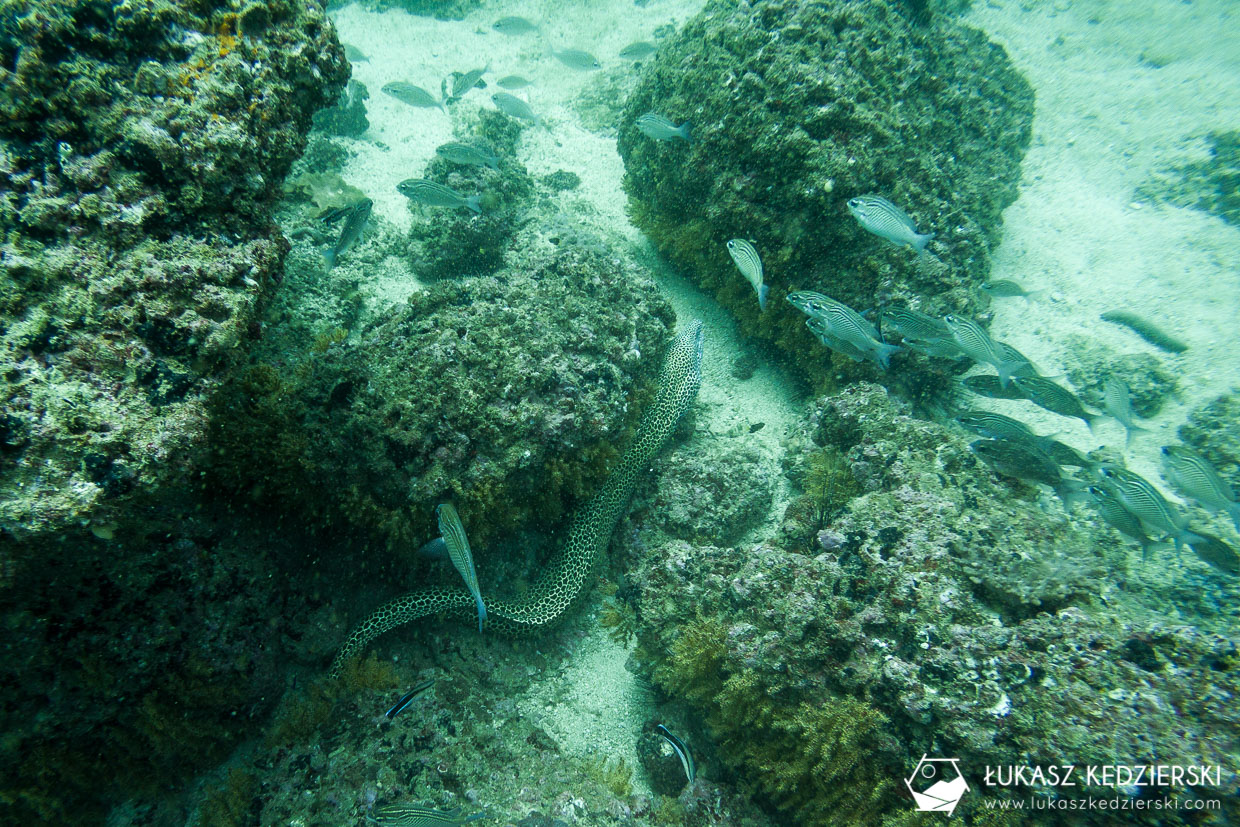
[451,66,488,98]
[1187,531,1240,575]
[372,803,484,826]
[397,179,482,213]
[1086,483,1165,559]
[726,239,768,311]
[325,198,371,269]
[1102,377,1147,445]
[435,142,499,170]
[961,374,1027,400]
[1011,376,1099,430]
[619,41,658,60]
[981,279,1043,299]
[1161,446,1240,530]
[942,314,1025,387]
[802,299,898,369]
[880,306,950,343]
[551,49,600,70]
[846,195,933,252]
[496,74,532,90]
[806,316,872,364]
[969,438,1078,503]
[343,43,369,62]
[955,411,1041,444]
[491,92,544,128]
[994,341,1039,378]
[493,15,538,35]
[1098,464,1195,552]
[437,503,486,632]
[636,112,691,142]
[382,81,445,112]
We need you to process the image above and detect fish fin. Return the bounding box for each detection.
[464,195,483,214]
[1228,502,1240,533]
[757,284,769,312]
[323,249,336,269]
[913,231,934,253]
[995,360,1026,388]
[875,342,900,370]
[678,122,693,143]
[475,594,487,633]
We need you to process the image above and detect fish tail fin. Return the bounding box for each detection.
[678,122,693,143]
[757,284,769,312]
[876,342,900,370]
[1025,289,1048,301]
[475,594,487,632]
[913,231,934,253]
[323,249,336,269]
[995,360,1025,388]
[464,195,483,214]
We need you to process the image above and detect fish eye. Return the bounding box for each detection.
[727,240,736,249]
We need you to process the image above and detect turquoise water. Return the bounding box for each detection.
[0,0,1237,824]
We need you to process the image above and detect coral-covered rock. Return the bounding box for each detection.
[0,0,349,542]
[618,0,1033,391]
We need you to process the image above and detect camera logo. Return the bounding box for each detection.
[906,755,969,815]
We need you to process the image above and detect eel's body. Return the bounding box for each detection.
[330,321,704,677]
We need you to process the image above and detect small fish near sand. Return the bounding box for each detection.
[846,195,933,253]
[449,66,488,99]
[397,179,483,214]
[551,48,601,70]
[619,41,658,60]
[1102,377,1148,444]
[655,724,696,785]
[343,43,369,62]
[324,198,371,269]
[1161,445,1240,531]
[1011,376,1099,430]
[370,802,486,826]
[435,142,499,171]
[636,112,692,143]
[726,238,768,311]
[492,15,539,35]
[491,92,545,128]
[1098,463,1197,553]
[384,679,435,719]
[961,373,1028,400]
[381,81,445,112]
[942,314,1026,387]
[496,74,532,90]
[981,279,1043,300]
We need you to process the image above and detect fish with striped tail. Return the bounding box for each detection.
[397,179,483,214]
[1161,446,1240,531]
[1098,464,1199,553]
[369,803,485,826]
[437,503,485,632]
[846,195,933,252]
[725,239,768,311]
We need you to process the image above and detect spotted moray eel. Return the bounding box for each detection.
[330,321,704,676]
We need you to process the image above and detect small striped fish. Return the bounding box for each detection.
[1086,484,1164,559]
[384,679,435,718]
[436,142,498,170]
[846,195,933,252]
[551,49,600,70]
[880,306,950,342]
[785,290,833,318]
[1161,446,1240,531]
[725,239,768,311]
[437,503,486,632]
[493,15,538,35]
[942,315,1025,387]
[636,113,691,142]
[1187,531,1240,575]
[619,41,657,60]
[397,179,482,214]
[961,374,1027,400]
[1102,377,1147,444]
[496,75,532,90]
[381,82,445,112]
[491,92,544,128]
[995,341,1039,378]
[806,316,870,363]
[1011,376,1098,429]
[981,279,1043,299]
[451,66,488,98]
[655,724,696,785]
[1098,464,1194,551]
[371,803,485,826]
[954,411,1040,444]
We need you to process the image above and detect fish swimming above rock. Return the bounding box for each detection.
[397,179,483,214]
[1011,376,1099,430]
[450,66,488,99]
[491,92,545,128]
[1161,445,1240,531]
[726,238,768,311]
[1186,530,1240,575]
[493,15,538,35]
[382,81,445,112]
[619,41,658,60]
[325,198,371,269]
[961,374,1028,400]
[846,195,933,252]
[791,292,899,369]
[371,802,486,826]
[1098,463,1198,553]
[955,410,1042,445]
[437,503,486,632]
[384,679,435,719]
[805,316,874,364]
[551,48,601,70]
[1086,483,1168,560]
[969,438,1080,503]
[435,141,499,170]
[655,724,696,785]
[636,112,691,143]
[943,314,1027,387]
